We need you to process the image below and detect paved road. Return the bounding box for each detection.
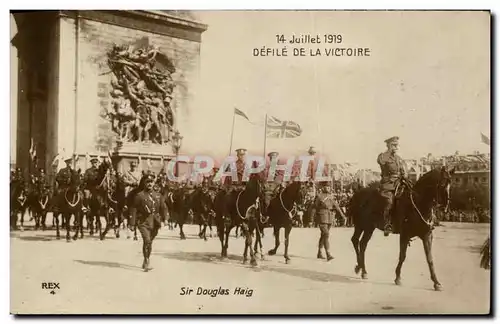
[10,216,490,314]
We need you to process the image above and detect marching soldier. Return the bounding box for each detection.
[377,136,407,236]
[129,174,168,271]
[310,181,346,261]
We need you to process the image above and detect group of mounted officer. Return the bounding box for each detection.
[10,136,407,270]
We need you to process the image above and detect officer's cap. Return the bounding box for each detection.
[268,152,279,158]
[235,148,247,155]
[130,160,138,166]
[64,156,73,162]
[384,136,399,145]
[90,156,99,162]
[144,174,155,182]
[308,146,317,155]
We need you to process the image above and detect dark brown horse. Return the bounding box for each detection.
[266,181,306,264]
[31,184,52,230]
[10,180,29,231]
[84,160,111,237]
[100,170,127,240]
[169,185,191,240]
[217,175,264,266]
[348,166,454,291]
[191,186,215,241]
[55,170,84,241]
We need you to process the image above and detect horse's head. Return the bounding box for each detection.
[284,180,306,205]
[437,166,455,212]
[69,169,82,192]
[414,166,455,212]
[39,184,51,198]
[245,174,263,197]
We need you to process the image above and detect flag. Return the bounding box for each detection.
[29,138,37,161]
[266,115,302,139]
[234,108,250,121]
[481,133,490,146]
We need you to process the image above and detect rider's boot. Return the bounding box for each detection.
[382,204,392,237]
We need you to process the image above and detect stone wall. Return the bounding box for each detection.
[57,11,203,171]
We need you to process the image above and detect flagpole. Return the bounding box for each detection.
[263,114,268,158]
[228,109,236,156]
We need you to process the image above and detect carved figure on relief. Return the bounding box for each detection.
[105,39,177,145]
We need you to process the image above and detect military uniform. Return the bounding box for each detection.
[55,160,74,212]
[83,165,100,198]
[129,175,168,271]
[310,184,345,260]
[123,166,142,201]
[35,170,49,190]
[377,136,407,235]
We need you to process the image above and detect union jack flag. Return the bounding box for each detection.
[266,116,302,139]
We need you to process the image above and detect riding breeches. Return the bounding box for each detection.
[380,190,395,223]
[138,223,160,258]
[318,223,332,252]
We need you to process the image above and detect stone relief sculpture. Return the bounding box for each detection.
[105,40,177,145]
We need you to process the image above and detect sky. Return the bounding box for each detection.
[181,10,490,169]
[10,11,491,170]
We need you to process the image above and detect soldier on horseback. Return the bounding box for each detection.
[235,148,247,189]
[377,136,407,236]
[83,156,101,209]
[55,156,75,198]
[123,160,142,197]
[35,168,49,190]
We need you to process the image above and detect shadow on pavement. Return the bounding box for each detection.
[155,235,201,241]
[14,235,53,242]
[74,259,142,271]
[157,251,359,284]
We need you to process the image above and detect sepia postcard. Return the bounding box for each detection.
[9,10,491,315]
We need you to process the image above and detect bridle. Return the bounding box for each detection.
[65,188,81,208]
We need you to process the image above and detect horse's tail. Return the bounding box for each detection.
[480,236,491,270]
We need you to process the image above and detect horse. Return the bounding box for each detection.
[348,167,454,291]
[218,175,264,266]
[169,185,191,240]
[84,160,111,237]
[100,170,126,240]
[10,180,29,231]
[266,181,306,264]
[191,187,215,241]
[54,169,84,241]
[31,184,52,231]
[480,236,490,270]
